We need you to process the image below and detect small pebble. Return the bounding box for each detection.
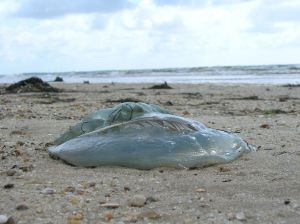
[259,124,270,129]
[128,195,147,207]
[235,211,246,221]
[13,149,22,156]
[222,179,232,182]
[67,213,83,224]
[227,212,235,220]
[75,189,85,195]
[146,196,159,203]
[80,181,96,189]
[104,211,113,221]
[6,170,16,176]
[218,166,231,172]
[36,208,43,214]
[69,196,79,205]
[19,164,33,172]
[16,204,29,211]
[40,188,56,195]
[123,186,130,191]
[4,184,14,189]
[0,215,8,224]
[16,141,25,146]
[124,212,138,222]
[138,210,161,220]
[182,110,190,115]
[64,186,76,193]
[6,217,17,224]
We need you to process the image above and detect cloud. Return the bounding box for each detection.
[250,1,300,33]
[152,0,211,7]
[152,0,252,6]
[153,0,196,5]
[0,0,19,17]
[210,0,253,5]
[264,1,300,22]
[15,0,135,19]
[0,0,300,74]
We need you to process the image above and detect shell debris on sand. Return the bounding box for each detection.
[100,203,120,209]
[196,187,206,193]
[40,188,56,195]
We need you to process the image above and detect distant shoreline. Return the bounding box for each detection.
[1,64,300,84]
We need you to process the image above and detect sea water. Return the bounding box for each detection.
[0,64,300,84]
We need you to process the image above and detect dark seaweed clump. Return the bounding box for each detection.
[149,81,172,89]
[6,77,59,93]
[54,76,64,82]
[282,84,300,88]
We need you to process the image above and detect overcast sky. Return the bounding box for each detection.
[0,0,300,74]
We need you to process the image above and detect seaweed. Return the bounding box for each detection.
[106,98,141,103]
[53,76,63,82]
[282,84,300,88]
[6,77,59,93]
[149,81,172,89]
[263,109,288,115]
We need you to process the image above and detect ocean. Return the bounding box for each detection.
[1,64,300,84]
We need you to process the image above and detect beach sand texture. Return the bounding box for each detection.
[1,83,300,223]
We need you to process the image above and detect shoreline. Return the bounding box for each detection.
[1,83,299,223]
[1,64,300,85]
[1,81,299,86]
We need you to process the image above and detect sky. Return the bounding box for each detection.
[0,0,300,74]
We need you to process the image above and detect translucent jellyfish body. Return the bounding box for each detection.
[49,104,254,169]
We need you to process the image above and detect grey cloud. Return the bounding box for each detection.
[153,0,251,6]
[255,2,300,22]
[154,0,187,5]
[263,5,300,22]
[15,0,134,19]
[152,0,206,6]
[210,0,253,5]
[250,3,300,33]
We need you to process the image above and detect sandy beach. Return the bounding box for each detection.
[0,82,299,224]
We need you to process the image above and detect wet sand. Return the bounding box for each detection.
[0,83,300,223]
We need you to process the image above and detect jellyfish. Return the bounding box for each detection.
[49,103,254,169]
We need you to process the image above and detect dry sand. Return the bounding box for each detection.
[0,83,300,224]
